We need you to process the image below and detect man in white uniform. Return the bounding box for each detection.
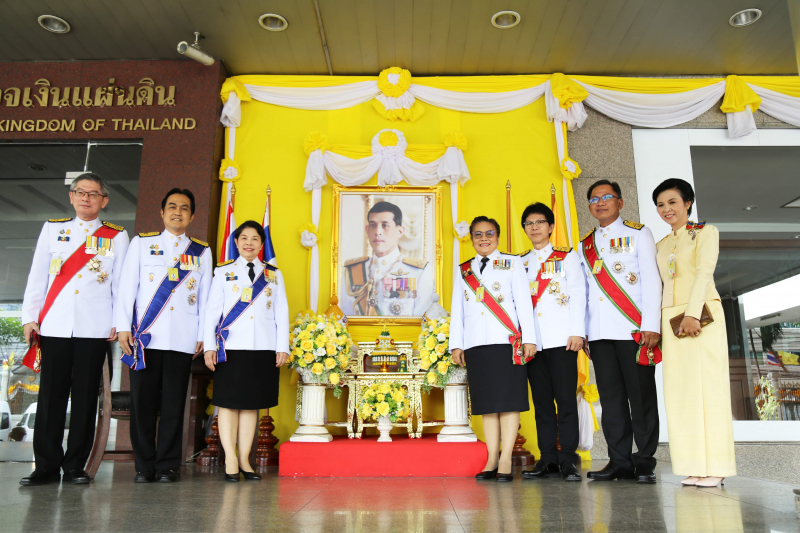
[20,173,129,486]
[116,188,212,483]
[579,180,662,484]
[340,201,433,317]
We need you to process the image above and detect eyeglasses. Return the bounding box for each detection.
[472,230,496,239]
[522,220,549,228]
[589,194,619,204]
[72,189,105,200]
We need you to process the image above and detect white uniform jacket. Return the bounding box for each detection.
[22,217,130,338]
[578,217,662,341]
[114,231,212,354]
[520,244,586,350]
[449,249,538,352]
[203,256,290,354]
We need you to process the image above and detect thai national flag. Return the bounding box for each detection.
[258,193,277,266]
[219,185,239,262]
[765,351,782,366]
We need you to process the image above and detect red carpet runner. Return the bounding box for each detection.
[279,434,488,477]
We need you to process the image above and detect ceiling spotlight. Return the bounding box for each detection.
[177,32,214,66]
[795,235,800,239]
[743,205,758,211]
[27,163,47,172]
[491,11,520,29]
[729,9,762,27]
[258,14,288,32]
[38,15,70,34]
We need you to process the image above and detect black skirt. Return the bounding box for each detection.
[465,344,530,415]
[213,349,280,410]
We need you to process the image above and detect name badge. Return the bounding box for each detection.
[592,260,603,274]
[150,250,164,256]
[49,257,62,275]
[668,254,676,278]
[241,287,253,303]
[168,268,179,281]
[529,281,538,295]
[476,286,485,302]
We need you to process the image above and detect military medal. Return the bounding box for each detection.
[265,270,277,284]
[97,271,109,284]
[180,254,199,272]
[168,268,179,282]
[556,293,569,307]
[389,301,403,315]
[529,281,537,295]
[592,260,603,274]
[185,277,197,290]
[265,287,272,297]
[188,293,197,306]
[625,272,638,285]
[611,261,626,274]
[610,236,633,254]
[85,236,98,255]
[409,277,417,299]
[687,221,705,240]
[668,253,676,278]
[492,281,502,291]
[464,290,469,301]
[266,300,272,309]
[148,273,154,282]
[476,286,485,302]
[548,282,560,295]
[49,257,62,275]
[150,244,163,256]
[232,283,239,293]
[88,258,102,273]
[225,272,237,281]
[493,259,512,270]
[241,287,253,302]
[58,235,69,242]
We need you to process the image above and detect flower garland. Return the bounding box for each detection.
[288,312,352,398]
[417,316,456,392]
[358,382,410,423]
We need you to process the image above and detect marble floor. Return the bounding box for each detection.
[0,461,797,533]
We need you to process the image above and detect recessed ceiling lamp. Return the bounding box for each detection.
[491,11,520,29]
[259,14,288,32]
[27,163,47,172]
[729,8,762,27]
[743,205,758,211]
[38,15,70,34]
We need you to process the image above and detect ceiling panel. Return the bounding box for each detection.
[0,0,795,75]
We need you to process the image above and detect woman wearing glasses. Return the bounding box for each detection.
[653,179,735,488]
[450,216,537,482]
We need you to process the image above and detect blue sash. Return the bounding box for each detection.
[121,240,207,370]
[215,265,274,363]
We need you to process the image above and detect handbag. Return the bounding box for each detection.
[670,303,714,338]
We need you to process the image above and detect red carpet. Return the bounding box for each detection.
[279,434,487,477]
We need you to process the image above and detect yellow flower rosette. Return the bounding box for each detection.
[329,372,340,385]
[312,362,324,375]
[377,402,391,417]
[377,67,411,97]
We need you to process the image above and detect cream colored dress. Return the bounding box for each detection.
[656,223,736,477]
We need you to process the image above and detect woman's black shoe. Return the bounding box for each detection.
[224,472,240,482]
[496,472,514,482]
[475,468,498,480]
[240,468,262,481]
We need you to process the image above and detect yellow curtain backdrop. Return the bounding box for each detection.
[218,97,562,454]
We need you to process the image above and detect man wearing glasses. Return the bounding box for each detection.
[579,180,661,484]
[19,173,129,486]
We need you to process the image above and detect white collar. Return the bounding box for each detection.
[74,217,100,226]
[163,230,186,240]
[475,248,501,264]
[236,255,263,271]
[370,248,402,269]
[532,242,553,255]
[598,217,623,233]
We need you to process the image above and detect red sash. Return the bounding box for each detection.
[529,249,569,309]
[23,224,122,372]
[460,260,531,365]
[581,231,661,366]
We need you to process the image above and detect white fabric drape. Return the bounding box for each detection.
[245,81,379,111]
[552,120,573,248]
[544,80,588,132]
[409,84,547,113]
[749,84,800,128]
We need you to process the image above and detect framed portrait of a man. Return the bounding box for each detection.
[332,185,442,324]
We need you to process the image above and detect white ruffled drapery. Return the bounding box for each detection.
[749,84,800,128]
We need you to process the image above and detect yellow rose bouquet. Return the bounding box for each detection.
[358,381,410,423]
[288,312,353,398]
[417,316,456,392]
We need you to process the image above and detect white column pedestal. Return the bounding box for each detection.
[438,381,477,442]
[290,383,332,443]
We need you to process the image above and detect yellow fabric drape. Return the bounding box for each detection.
[550,73,589,108]
[720,75,762,113]
[324,143,447,164]
[411,75,550,92]
[740,76,800,98]
[571,75,723,93]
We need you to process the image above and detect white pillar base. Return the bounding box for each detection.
[290,382,332,443]
[438,380,477,443]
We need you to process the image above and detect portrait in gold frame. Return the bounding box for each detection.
[331,185,443,326]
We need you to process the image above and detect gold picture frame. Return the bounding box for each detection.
[332,184,443,326]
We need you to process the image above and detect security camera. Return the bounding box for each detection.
[177,32,214,66]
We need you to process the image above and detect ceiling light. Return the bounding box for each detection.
[782,196,800,208]
[729,9,762,27]
[27,163,47,172]
[259,14,288,32]
[491,11,520,29]
[38,15,70,34]
[795,235,800,239]
[743,205,758,211]
[177,32,214,66]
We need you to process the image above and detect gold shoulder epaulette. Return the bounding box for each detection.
[217,259,234,267]
[623,220,644,230]
[402,257,427,269]
[460,257,475,267]
[48,217,73,223]
[344,256,368,267]
[518,249,531,257]
[580,228,595,242]
[190,237,208,247]
[138,231,161,237]
[102,221,124,231]
[553,246,572,253]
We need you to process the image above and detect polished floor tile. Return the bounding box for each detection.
[0,461,797,532]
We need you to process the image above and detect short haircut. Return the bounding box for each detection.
[586,179,622,201]
[368,201,402,226]
[234,220,266,242]
[470,216,501,237]
[652,178,695,216]
[69,173,108,197]
[521,202,554,227]
[161,188,196,214]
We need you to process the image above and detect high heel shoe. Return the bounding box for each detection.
[224,472,240,482]
[681,477,700,486]
[695,477,725,487]
[240,468,262,481]
[496,471,514,482]
[475,468,498,480]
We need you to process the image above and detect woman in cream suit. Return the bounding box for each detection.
[652,178,736,487]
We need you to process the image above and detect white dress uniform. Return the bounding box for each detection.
[520,244,586,350]
[22,217,130,338]
[114,231,212,353]
[339,247,433,317]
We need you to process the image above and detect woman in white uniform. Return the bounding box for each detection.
[203,220,289,482]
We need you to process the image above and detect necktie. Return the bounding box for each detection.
[480,257,489,274]
[247,262,255,283]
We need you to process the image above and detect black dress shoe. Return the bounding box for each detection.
[224,472,240,482]
[588,462,635,481]
[157,469,180,483]
[19,470,61,486]
[522,459,559,479]
[240,468,261,481]
[496,472,514,482]
[635,465,657,484]
[62,469,91,485]
[134,471,156,483]
[560,462,582,482]
[475,468,498,480]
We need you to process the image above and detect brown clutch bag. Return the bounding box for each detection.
[670,304,714,338]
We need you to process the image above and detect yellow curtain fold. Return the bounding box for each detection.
[720,75,761,113]
[410,74,550,92]
[740,75,800,98]
[220,77,252,103]
[550,73,588,108]
[326,143,446,164]
[571,75,723,94]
